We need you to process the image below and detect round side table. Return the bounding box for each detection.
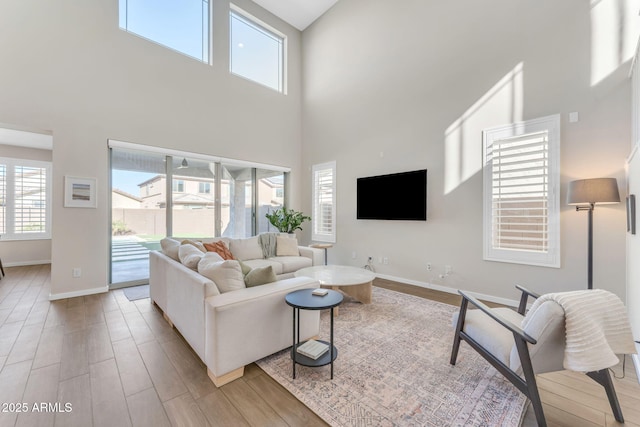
[285,288,343,379]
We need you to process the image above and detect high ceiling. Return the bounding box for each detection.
[251,0,339,31]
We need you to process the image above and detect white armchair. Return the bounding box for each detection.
[450,285,629,427]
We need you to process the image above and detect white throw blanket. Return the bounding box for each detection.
[522,289,636,372]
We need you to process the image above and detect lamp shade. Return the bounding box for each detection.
[567,178,620,205]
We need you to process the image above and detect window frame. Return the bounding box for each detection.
[0,157,52,241]
[482,115,560,268]
[118,0,211,64]
[229,5,287,94]
[311,161,337,243]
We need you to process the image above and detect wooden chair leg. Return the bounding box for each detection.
[450,298,468,365]
[514,336,547,427]
[587,369,624,423]
[0,257,4,278]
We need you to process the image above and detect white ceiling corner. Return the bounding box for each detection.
[251,0,339,31]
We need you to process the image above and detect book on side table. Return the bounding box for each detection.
[297,339,329,359]
[312,288,329,296]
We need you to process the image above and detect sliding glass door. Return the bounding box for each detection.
[110,149,166,286]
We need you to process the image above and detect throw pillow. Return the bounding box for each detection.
[229,236,264,261]
[178,244,206,269]
[197,255,245,293]
[276,235,299,256]
[181,239,206,253]
[203,241,235,260]
[238,260,252,276]
[244,265,277,288]
[160,238,181,261]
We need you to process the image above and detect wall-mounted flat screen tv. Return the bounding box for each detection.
[357,169,427,221]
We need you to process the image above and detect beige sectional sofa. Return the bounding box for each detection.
[149,235,324,386]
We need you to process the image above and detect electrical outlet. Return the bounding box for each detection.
[383,257,389,265]
[445,265,452,274]
[352,252,357,259]
[378,256,383,264]
[426,263,432,271]
[72,268,81,278]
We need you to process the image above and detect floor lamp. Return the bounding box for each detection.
[567,178,620,289]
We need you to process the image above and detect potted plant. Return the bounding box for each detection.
[265,207,311,234]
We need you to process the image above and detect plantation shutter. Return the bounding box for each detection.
[483,114,560,268]
[15,165,48,234]
[488,131,549,252]
[312,161,336,243]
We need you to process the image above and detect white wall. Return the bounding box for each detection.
[0,0,303,298]
[301,0,636,302]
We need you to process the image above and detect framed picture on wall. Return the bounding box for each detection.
[64,176,97,208]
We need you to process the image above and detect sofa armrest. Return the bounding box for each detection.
[298,246,324,266]
[205,277,321,377]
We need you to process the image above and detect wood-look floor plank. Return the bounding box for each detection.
[43,301,66,329]
[55,374,92,427]
[61,305,86,334]
[0,307,11,326]
[137,340,188,402]
[89,358,132,427]
[85,301,106,326]
[0,360,33,427]
[247,372,328,427]
[220,378,288,427]
[104,309,132,343]
[87,323,114,364]
[32,325,64,370]
[161,338,216,400]
[126,388,171,427]
[6,323,43,365]
[59,329,89,381]
[15,363,60,427]
[197,389,251,427]
[140,309,178,343]
[123,310,155,345]
[112,337,153,397]
[0,320,24,357]
[24,300,50,327]
[163,392,210,427]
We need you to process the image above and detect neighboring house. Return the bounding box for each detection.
[111,188,142,209]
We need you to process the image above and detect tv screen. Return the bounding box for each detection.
[357,169,427,221]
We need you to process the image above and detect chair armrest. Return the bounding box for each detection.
[458,290,537,344]
[515,284,540,315]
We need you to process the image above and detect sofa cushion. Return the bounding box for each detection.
[229,236,263,261]
[244,266,277,288]
[241,258,284,275]
[204,241,235,260]
[276,236,299,256]
[160,237,181,261]
[181,239,206,253]
[179,244,208,269]
[268,256,312,274]
[197,255,246,293]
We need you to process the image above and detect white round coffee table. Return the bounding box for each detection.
[294,265,375,305]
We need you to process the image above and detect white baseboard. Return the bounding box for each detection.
[374,273,521,308]
[4,260,51,267]
[49,286,109,301]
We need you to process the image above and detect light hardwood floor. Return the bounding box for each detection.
[0,265,637,427]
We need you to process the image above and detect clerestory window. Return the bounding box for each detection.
[119,0,210,63]
[230,6,285,93]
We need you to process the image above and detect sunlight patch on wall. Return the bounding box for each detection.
[590,0,640,86]
[444,62,524,195]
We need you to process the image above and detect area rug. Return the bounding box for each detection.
[256,287,527,426]
[122,284,150,301]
